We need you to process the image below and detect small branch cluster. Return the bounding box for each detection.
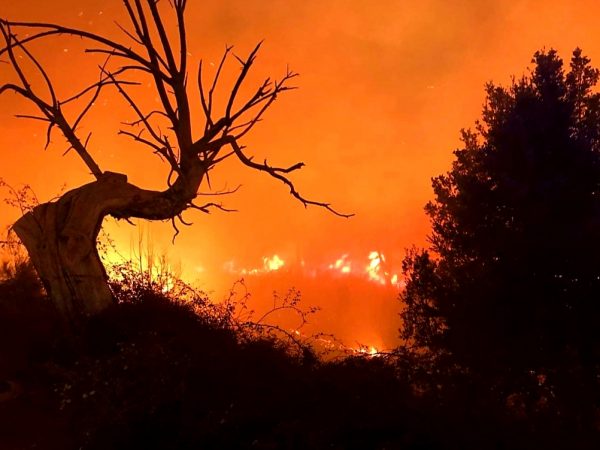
[222,281,320,359]
[0,178,39,216]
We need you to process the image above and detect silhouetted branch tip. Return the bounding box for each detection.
[196,184,241,196]
[189,201,237,214]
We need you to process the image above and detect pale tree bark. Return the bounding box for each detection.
[0,1,350,328]
[11,170,202,324]
[11,164,206,325]
[13,198,112,323]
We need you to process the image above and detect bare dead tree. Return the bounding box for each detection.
[0,0,350,327]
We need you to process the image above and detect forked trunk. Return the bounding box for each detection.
[11,170,203,328]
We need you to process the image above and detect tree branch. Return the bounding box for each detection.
[225,42,262,120]
[188,201,236,214]
[1,3,351,223]
[0,19,165,80]
[227,138,353,218]
[0,22,103,178]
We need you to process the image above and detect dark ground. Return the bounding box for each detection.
[0,265,598,450]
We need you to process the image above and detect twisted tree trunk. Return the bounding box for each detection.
[12,169,203,327]
[14,200,111,326]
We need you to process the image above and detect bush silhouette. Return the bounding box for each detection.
[401,48,600,430]
[1,258,599,449]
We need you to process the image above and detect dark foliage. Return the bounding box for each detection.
[0,262,598,449]
[401,48,600,429]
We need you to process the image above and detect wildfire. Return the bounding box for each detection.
[355,345,380,357]
[326,251,402,287]
[329,254,352,274]
[292,330,384,359]
[366,251,386,284]
[227,251,403,287]
[232,254,286,275]
[263,254,285,271]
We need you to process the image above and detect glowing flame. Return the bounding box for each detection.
[325,251,402,287]
[354,345,381,357]
[366,251,386,284]
[225,251,403,288]
[161,277,175,293]
[230,254,286,275]
[263,254,285,271]
[292,331,384,359]
[329,254,352,274]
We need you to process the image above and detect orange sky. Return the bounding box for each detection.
[2,0,600,348]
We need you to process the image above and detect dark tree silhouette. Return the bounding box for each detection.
[0,1,349,327]
[401,49,600,413]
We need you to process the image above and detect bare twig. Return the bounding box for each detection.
[188,201,236,214]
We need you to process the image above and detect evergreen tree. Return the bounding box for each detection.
[401,49,600,392]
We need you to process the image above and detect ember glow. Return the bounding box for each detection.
[3,1,600,350]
